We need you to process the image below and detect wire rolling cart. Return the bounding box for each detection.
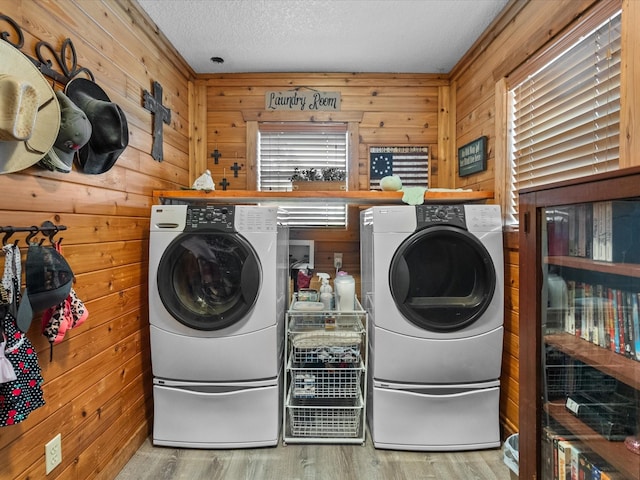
[282,295,367,445]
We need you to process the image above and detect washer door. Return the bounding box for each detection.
[389,225,496,332]
[157,232,261,331]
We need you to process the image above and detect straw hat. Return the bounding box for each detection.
[0,40,60,174]
[0,74,37,141]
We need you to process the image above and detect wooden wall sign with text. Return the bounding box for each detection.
[458,136,487,177]
[265,89,341,111]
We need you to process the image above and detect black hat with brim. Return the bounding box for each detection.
[65,78,129,175]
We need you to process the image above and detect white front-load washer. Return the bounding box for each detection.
[361,204,504,451]
[149,204,288,448]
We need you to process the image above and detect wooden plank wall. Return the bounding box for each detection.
[451,0,603,439]
[451,0,640,438]
[2,0,638,478]
[197,73,449,285]
[0,1,192,478]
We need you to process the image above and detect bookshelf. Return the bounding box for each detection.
[519,166,640,480]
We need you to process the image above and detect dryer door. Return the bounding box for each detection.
[389,225,496,332]
[157,232,261,330]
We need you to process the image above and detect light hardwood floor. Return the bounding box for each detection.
[115,435,514,480]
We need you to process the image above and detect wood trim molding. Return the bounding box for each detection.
[438,84,455,188]
[347,122,359,191]
[153,189,494,205]
[246,120,258,187]
[620,0,639,168]
[191,80,208,185]
[494,77,512,219]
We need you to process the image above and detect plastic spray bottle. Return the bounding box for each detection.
[317,273,334,310]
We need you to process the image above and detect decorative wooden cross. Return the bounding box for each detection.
[210,149,222,164]
[143,81,171,162]
[219,177,230,190]
[231,162,242,177]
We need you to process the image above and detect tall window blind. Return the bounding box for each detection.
[509,10,621,222]
[258,123,348,228]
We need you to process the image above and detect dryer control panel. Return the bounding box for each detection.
[185,205,236,232]
[415,205,466,229]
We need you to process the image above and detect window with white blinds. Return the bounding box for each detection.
[508,9,621,222]
[258,123,348,228]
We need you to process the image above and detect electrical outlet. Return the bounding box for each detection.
[334,253,343,269]
[45,434,62,475]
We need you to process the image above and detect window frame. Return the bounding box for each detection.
[257,121,350,228]
[497,1,622,226]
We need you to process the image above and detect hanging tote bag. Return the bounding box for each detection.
[0,244,46,426]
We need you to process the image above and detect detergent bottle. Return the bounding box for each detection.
[317,272,334,310]
[334,271,355,311]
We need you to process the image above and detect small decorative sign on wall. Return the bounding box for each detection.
[458,136,487,177]
[265,89,340,111]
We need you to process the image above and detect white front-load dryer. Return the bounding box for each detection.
[362,204,504,384]
[361,204,504,451]
[149,204,288,448]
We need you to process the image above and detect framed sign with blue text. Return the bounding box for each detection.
[458,136,487,177]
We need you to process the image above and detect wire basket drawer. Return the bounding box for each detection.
[288,396,363,438]
[288,312,365,331]
[291,364,363,399]
[291,330,362,365]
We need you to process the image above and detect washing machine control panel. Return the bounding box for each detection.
[185,205,236,232]
[415,205,466,229]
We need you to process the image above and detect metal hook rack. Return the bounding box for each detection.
[0,14,94,85]
[1,222,67,247]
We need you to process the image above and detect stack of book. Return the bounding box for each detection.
[548,278,640,362]
[547,201,640,263]
[543,427,623,480]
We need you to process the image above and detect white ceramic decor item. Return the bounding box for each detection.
[192,169,215,190]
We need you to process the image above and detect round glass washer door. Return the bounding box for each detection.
[389,225,496,333]
[157,232,261,331]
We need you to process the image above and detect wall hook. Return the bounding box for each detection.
[25,226,40,244]
[2,228,13,246]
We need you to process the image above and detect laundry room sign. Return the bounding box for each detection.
[265,89,341,111]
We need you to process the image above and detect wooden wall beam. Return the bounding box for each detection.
[620,0,639,168]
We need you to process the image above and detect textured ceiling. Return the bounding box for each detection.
[137,0,510,74]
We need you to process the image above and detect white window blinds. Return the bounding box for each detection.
[258,123,348,228]
[509,10,621,221]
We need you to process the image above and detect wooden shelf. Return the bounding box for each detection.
[547,255,640,279]
[152,189,494,205]
[545,402,639,479]
[545,333,640,391]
